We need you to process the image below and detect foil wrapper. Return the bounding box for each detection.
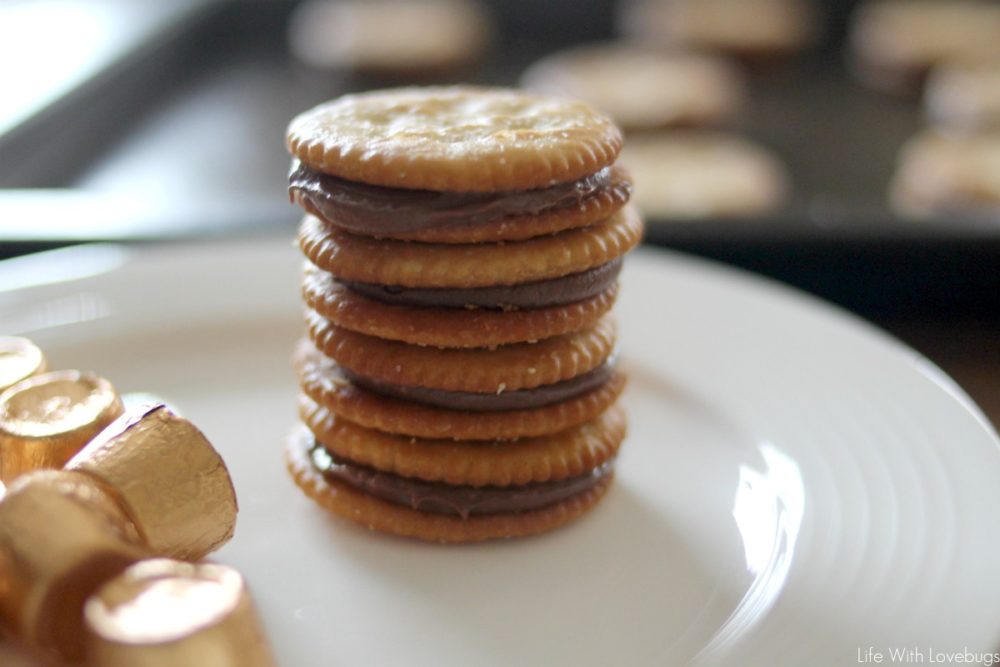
[0,640,48,667]
[0,338,46,394]
[0,470,147,661]
[66,404,239,561]
[0,371,123,484]
[85,559,276,667]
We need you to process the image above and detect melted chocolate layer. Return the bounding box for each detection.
[289,162,613,234]
[343,259,621,309]
[310,444,613,518]
[342,357,617,411]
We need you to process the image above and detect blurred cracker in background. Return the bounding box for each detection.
[288,0,492,77]
[926,62,1000,134]
[849,0,1000,95]
[890,130,1000,220]
[621,131,789,221]
[618,0,818,62]
[521,43,745,131]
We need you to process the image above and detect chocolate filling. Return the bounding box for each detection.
[289,161,614,234]
[342,258,621,309]
[341,356,617,412]
[310,443,613,519]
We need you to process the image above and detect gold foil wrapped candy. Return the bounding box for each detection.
[0,640,47,667]
[0,351,252,664]
[85,559,277,667]
[0,370,124,484]
[0,470,148,661]
[65,403,239,561]
[0,337,46,393]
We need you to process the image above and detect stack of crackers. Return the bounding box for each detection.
[283,87,643,542]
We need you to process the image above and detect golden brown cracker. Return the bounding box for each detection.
[298,204,643,288]
[297,347,626,440]
[302,265,617,348]
[304,314,616,392]
[286,86,622,192]
[300,396,626,486]
[285,428,614,542]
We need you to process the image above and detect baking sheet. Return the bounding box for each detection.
[0,0,997,317]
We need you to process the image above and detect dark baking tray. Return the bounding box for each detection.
[0,0,997,318]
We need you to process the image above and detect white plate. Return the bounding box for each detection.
[2,240,998,666]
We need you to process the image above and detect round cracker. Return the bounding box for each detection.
[297,352,626,440]
[890,129,1000,217]
[285,429,614,542]
[303,315,616,392]
[288,0,491,75]
[299,205,643,288]
[286,86,622,192]
[522,44,745,131]
[302,265,617,348]
[300,397,626,486]
[621,132,788,220]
